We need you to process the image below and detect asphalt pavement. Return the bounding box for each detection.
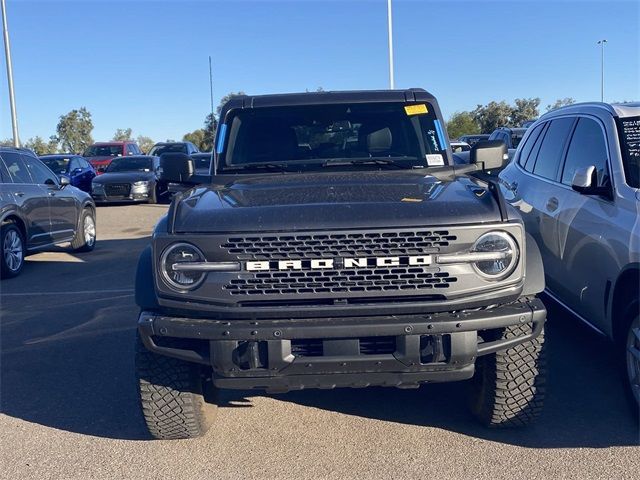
[1,204,638,480]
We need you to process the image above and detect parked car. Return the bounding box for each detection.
[190,152,212,174]
[39,154,96,193]
[489,127,527,149]
[83,141,142,174]
[91,155,166,204]
[0,147,96,278]
[148,142,200,156]
[499,102,640,408]
[450,141,471,153]
[135,89,548,439]
[458,134,490,146]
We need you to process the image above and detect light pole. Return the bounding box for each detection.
[387,0,394,89]
[1,0,19,147]
[597,39,607,102]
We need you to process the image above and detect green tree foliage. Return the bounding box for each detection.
[113,128,133,141]
[182,129,208,151]
[0,138,14,147]
[23,136,59,155]
[136,135,155,154]
[511,98,541,126]
[472,101,513,133]
[446,112,480,139]
[546,97,576,111]
[55,107,94,153]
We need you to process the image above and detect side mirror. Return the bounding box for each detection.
[470,140,509,171]
[59,176,70,187]
[73,168,83,174]
[571,165,611,198]
[160,153,195,184]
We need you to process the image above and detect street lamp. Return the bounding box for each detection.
[1,0,19,147]
[597,39,607,102]
[387,0,394,89]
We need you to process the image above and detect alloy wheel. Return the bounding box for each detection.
[3,229,23,272]
[627,315,640,405]
[84,215,96,247]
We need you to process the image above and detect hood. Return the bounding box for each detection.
[171,171,501,233]
[92,171,155,184]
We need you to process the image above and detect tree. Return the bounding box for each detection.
[55,107,94,153]
[183,129,208,151]
[511,97,540,126]
[112,128,133,141]
[446,112,480,139]
[472,101,513,133]
[546,97,576,112]
[23,136,59,155]
[200,91,246,151]
[136,135,155,154]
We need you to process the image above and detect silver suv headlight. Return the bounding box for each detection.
[471,231,518,280]
[160,243,206,291]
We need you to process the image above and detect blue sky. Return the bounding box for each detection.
[1,0,638,143]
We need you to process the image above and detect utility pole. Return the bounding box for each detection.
[387,0,394,89]
[209,56,216,175]
[1,0,19,147]
[597,39,607,102]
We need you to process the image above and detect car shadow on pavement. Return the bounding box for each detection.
[273,300,640,448]
[2,246,638,446]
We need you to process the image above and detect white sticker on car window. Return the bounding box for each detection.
[426,154,444,166]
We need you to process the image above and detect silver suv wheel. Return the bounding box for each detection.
[627,315,640,405]
[3,228,23,272]
[84,214,96,247]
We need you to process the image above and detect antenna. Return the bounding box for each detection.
[209,55,217,175]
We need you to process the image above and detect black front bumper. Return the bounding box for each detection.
[138,297,546,392]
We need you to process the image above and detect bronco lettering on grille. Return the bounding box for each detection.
[246,255,432,271]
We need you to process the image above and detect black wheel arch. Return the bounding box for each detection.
[136,245,160,310]
[522,232,545,297]
[611,264,640,344]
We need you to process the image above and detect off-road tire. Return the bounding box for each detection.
[469,323,546,427]
[135,331,217,439]
[1,223,25,279]
[71,208,96,252]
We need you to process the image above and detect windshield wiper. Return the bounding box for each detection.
[221,163,293,173]
[321,157,412,169]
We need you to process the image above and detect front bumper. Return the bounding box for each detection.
[138,297,546,392]
[92,192,151,203]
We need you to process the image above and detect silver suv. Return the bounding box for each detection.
[498,102,640,408]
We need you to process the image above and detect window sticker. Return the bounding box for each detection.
[404,104,428,116]
[426,154,445,166]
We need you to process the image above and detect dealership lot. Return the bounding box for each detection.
[0,204,638,480]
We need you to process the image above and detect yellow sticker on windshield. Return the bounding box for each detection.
[404,104,428,116]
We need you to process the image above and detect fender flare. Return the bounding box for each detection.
[522,232,545,296]
[135,245,160,310]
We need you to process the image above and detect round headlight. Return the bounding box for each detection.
[472,231,518,280]
[161,243,206,291]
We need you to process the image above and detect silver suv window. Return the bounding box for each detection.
[561,117,610,187]
[532,118,575,181]
[2,152,33,184]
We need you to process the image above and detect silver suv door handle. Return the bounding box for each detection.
[546,197,559,212]
[14,191,24,197]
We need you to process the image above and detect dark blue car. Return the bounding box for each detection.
[40,154,96,193]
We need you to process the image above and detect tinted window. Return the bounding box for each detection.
[222,102,448,170]
[561,118,609,186]
[149,144,188,156]
[84,145,123,157]
[2,152,33,183]
[532,118,575,180]
[518,123,545,168]
[23,155,58,185]
[106,157,154,172]
[41,156,71,174]
[523,124,548,172]
[0,158,10,182]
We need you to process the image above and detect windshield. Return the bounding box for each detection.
[41,157,70,174]
[106,157,153,173]
[220,102,449,172]
[84,145,123,157]
[618,115,640,188]
[149,144,188,156]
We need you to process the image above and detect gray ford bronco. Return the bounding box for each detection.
[135,89,547,439]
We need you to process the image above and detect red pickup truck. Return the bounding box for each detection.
[83,141,142,174]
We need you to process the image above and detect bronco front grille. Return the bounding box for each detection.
[224,266,457,296]
[221,230,457,260]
